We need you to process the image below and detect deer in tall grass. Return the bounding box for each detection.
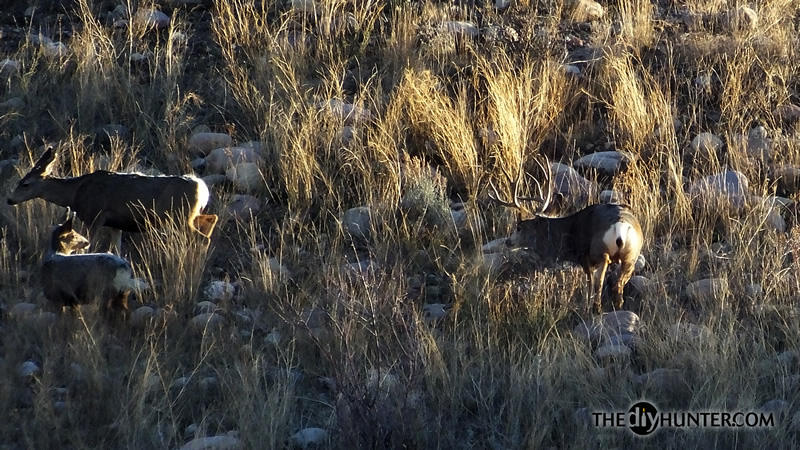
[489,156,643,314]
[42,208,148,321]
[7,147,218,250]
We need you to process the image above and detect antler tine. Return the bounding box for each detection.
[530,156,553,214]
[488,162,526,209]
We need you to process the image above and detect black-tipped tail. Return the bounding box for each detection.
[616,237,624,248]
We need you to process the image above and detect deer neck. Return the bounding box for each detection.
[39,177,84,209]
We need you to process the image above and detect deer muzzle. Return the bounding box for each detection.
[7,198,16,205]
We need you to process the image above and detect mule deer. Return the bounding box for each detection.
[7,147,218,250]
[489,157,643,314]
[41,208,148,321]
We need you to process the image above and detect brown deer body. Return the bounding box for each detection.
[7,147,218,248]
[42,209,147,320]
[490,157,643,313]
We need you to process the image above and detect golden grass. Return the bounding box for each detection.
[1,0,800,448]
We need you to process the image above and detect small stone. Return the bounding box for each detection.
[574,311,640,344]
[634,254,646,272]
[686,278,728,301]
[195,301,218,315]
[205,147,263,174]
[136,9,170,30]
[746,283,763,298]
[599,190,623,204]
[719,6,758,32]
[441,21,480,39]
[571,0,604,23]
[594,343,632,361]
[774,104,800,123]
[0,59,20,78]
[689,170,749,211]
[201,174,228,187]
[188,132,234,157]
[190,313,225,333]
[130,306,156,328]
[226,163,262,193]
[423,303,448,322]
[318,99,373,125]
[627,275,652,295]
[494,0,511,10]
[179,435,242,450]
[482,238,508,254]
[342,206,372,240]
[204,281,235,302]
[18,361,40,378]
[287,428,328,448]
[10,302,38,317]
[690,132,723,160]
[572,151,632,175]
[225,195,263,221]
[44,41,68,59]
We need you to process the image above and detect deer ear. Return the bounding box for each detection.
[63,207,74,229]
[33,146,57,176]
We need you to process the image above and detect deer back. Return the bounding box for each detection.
[71,172,206,232]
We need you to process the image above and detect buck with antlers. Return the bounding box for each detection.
[489,156,643,314]
[7,147,218,250]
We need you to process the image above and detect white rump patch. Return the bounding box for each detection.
[186,175,210,208]
[602,222,633,252]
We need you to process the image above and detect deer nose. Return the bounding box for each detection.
[6,198,15,205]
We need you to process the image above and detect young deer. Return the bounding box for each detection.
[42,209,148,321]
[489,157,643,314]
[7,147,218,250]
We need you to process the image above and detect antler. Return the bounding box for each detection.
[488,156,553,213]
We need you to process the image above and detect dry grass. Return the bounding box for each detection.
[1,0,800,448]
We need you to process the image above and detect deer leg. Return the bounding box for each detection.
[614,259,636,310]
[591,255,611,314]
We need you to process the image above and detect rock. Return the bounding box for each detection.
[719,6,758,32]
[494,0,511,10]
[318,99,373,125]
[774,104,800,123]
[225,195,263,221]
[599,190,623,204]
[690,132,723,161]
[574,311,641,344]
[342,206,372,240]
[627,275,652,295]
[343,259,378,275]
[551,162,596,210]
[190,313,225,333]
[0,59,20,78]
[188,132,234,157]
[772,166,800,196]
[130,306,156,328]
[745,126,771,160]
[746,283,763,298]
[594,343,632,361]
[10,302,38,317]
[195,301,218,315]
[205,147,262,174]
[204,281,235,302]
[202,174,228,187]
[226,163,262,193]
[287,428,328,448]
[573,151,632,176]
[689,170,749,211]
[136,9,170,30]
[563,64,582,77]
[482,238,508,254]
[478,251,506,276]
[686,278,728,301]
[635,254,646,272]
[765,207,786,233]
[423,303,448,322]
[776,350,800,371]
[570,0,604,22]
[441,21,480,39]
[179,435,242,450]
[18,361,40,378]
